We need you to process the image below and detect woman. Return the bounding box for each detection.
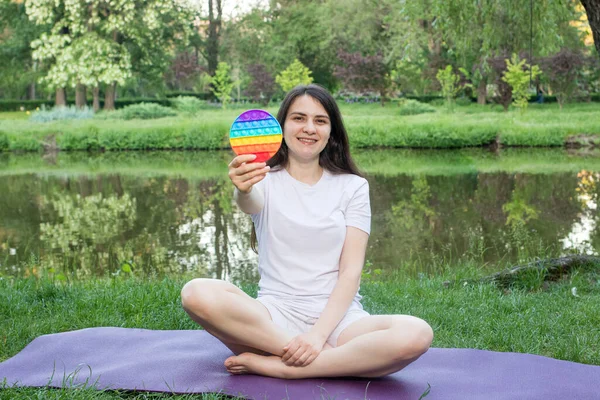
[181,84,433,379]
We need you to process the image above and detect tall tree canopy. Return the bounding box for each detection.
[25,0,197,108]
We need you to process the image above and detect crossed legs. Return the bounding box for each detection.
[181,278,433,379]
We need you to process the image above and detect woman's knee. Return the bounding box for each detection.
[392,316,434,360]
[180,278,222,320]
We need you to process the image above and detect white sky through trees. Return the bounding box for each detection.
[194,0,269,18]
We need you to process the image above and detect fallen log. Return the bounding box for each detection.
[444,255,600,288]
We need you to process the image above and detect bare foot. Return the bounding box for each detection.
[224,352,292,379]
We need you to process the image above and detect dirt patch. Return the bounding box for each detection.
[42,134,59,153]
[565,134,600,148]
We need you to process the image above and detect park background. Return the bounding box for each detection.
[1,1,600,399]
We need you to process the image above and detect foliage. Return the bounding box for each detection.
[39,193,137,275]
[211,62,235,109]
[488,54,514,111]
[25,0,197,107]
[436,65,462,110]
[408,0,579,102]
[167,50,205,91]
[334,50,389,105]
[0,131,9,151]
[502,54,542,111]
[539,49,586,109]
[391,58,431,96]
[275,59,313,93]
[193,72,214,94]
[245,64,276,106]
[0,1,48,100]
[29,105,95,122]
[397,99,437,116]
[107,103,177,120]
[170,96,208,116]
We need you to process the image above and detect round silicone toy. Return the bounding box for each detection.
[229,109,283,163]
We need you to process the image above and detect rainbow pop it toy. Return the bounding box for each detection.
[229,110,283,163]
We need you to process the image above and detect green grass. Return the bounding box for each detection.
[0,112,28,120]
[3,147,600,179]
[1,262,599,398]
[0,103,599,152]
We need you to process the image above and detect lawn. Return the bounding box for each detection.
[1,102,599,152]
[1,262,599,399]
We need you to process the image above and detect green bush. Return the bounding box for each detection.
[29,105,95,122]
[0,100,54,112]
[456,97,474,106]
[106,103,177,120]
[398,99,437,116]
[170,96,209,115]
[429,99,446,107]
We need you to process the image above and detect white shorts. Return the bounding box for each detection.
[257,295,370,347]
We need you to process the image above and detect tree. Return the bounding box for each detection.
[211,62,234,109]
[540,49,586,109]
[0,0,48,100]
[436,65,462,110]
[334,50,389,106]
[167,50,205,91]
[245,64,276,106]
[276,59,313,93]
[205,0,222,76]
[26,0,196,109]
[502,54,541,112]
[487,53,514,111]
[219,1,334,89]
[580,0,600,58]
[408,1,579,103]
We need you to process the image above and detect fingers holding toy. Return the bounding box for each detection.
[228,154,270,193]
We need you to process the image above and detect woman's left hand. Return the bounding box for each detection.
[282,331,327,367]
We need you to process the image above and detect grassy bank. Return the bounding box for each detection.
[3,147,600,179]
[1,103,600,152]
[1,263,599,398]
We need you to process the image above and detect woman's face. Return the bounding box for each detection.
[283,95,331,164]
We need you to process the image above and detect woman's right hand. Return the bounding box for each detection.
[228,154,270,194]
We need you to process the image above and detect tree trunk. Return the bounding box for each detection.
[581,0,600,58]
[206,0,222,76]
[28,83,36,100]
[55,88,66,107]
[477,79,487,105]
[104,82,116,110]
[76,83,87,108]
[92,87,100,112]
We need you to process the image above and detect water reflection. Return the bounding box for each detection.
[1,149,599,280]
[561,170,598,255]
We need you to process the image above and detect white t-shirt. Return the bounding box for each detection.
[250,167,371,304]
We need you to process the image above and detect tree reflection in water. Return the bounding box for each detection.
[0,164,598,279]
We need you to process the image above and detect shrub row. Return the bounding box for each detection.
[0,119,530,152]
[6,94,600,112]
[0,98,170,112]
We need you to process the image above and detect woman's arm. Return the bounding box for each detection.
[311,226,368,339]
[281,226,369,366]
[228,154,269,214]
[233,186,264,214]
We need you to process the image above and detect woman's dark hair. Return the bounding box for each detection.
[251,84,362,252]
[267,83,363,177]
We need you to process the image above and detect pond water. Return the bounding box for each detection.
[1,148,599,282]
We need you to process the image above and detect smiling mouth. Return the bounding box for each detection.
[298,138,317,144]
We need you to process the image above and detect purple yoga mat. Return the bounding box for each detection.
[1,327,599,399]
